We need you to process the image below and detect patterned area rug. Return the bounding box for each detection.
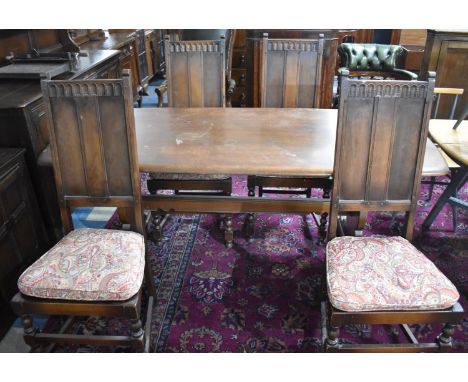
[50,175,467,352]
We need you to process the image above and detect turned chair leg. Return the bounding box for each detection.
[150,211,162,244]
[130,318,145,352]
[318,212,328,243]
[224,214,233,248]
[325,325,340,351]
[21,314,41,351]
[246,186,256,241]
[437,323,455,352]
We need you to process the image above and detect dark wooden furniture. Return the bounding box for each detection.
[260,33,324,107]
[150,30,167,79]
[38,107,448,246]
[134,29,150,97]
[10,72,153,352]
[164,35,226,107]
[80,31,141,105]
[422,119,468,231]
[148,36,233,246]
[0,30,121,244]
[0,149,48,338]
[245,30,339,109]
[420,30,468,120]
[328,70,436,242]
[178,29,237,107]
[323,71,464,352]
[246,33,330,241]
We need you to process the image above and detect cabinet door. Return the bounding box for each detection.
[145,33,154,78]
[0,161,39,302]
[26,101,49,158]
[436,41,468,119]
[135,31,149,85]
[120,43,140,97]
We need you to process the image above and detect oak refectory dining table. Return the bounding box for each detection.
[37,108,449,238]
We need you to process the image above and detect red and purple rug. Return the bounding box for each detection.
[52,175,468,352]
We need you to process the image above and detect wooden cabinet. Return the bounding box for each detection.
[0,32,121,243]
[231,30,248,107]
[145,30,155,79]
[151,29,167,79]
[420,30,468,119]
[0,149,48,334]
[134,30,150,95]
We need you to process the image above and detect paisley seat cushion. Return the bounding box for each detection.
[18,228,145,301]
[326,236,459,312]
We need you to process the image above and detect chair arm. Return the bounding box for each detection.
[227,78,236,95]
[226,78,236,107]
[391,68,418,80]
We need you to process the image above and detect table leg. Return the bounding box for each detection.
[422,166,468,230]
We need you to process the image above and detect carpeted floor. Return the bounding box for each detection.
[46,173,467,352]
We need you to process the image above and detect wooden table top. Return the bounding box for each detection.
[37,108,450,178]
[134,108,338,177]
[429,119,468,166]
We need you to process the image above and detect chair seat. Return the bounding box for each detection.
[18,228,145,301]
[326,236,459,312]
[149,172,230,181]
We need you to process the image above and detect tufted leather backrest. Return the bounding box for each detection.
[338,43,404,71]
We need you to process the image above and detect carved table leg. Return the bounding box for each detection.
[224,214,233,248]
[318,212,328,243]
[437,323,455,352]
[325,325,340,351]
[246,186,256,241]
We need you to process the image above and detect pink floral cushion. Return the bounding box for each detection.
[18,229,145,301]
[326,236,459,312]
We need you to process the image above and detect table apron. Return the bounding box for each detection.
[142,195,330,214]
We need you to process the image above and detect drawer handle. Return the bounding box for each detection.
[239,74,246,85]
[240,55,246,66]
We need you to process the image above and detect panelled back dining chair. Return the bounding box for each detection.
[10,71,154,352]
[147,35,233,247]
[179,29,237,106]
[323,70,464,352]
[260,33,324,108]
[165,34,226,107]
[246,33,331,242]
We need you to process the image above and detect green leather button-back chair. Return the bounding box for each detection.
[337,43,417,80]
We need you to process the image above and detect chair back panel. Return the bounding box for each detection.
[261,34,324,108]
[165,36,226,107]
[41,71,142,233]
[333,71,435,206]
[179,29,235,75]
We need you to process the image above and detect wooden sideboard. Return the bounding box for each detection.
[80,31,141,103]
[0,149,48,337]
[0,30,122,243]
[420,30,468,119]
